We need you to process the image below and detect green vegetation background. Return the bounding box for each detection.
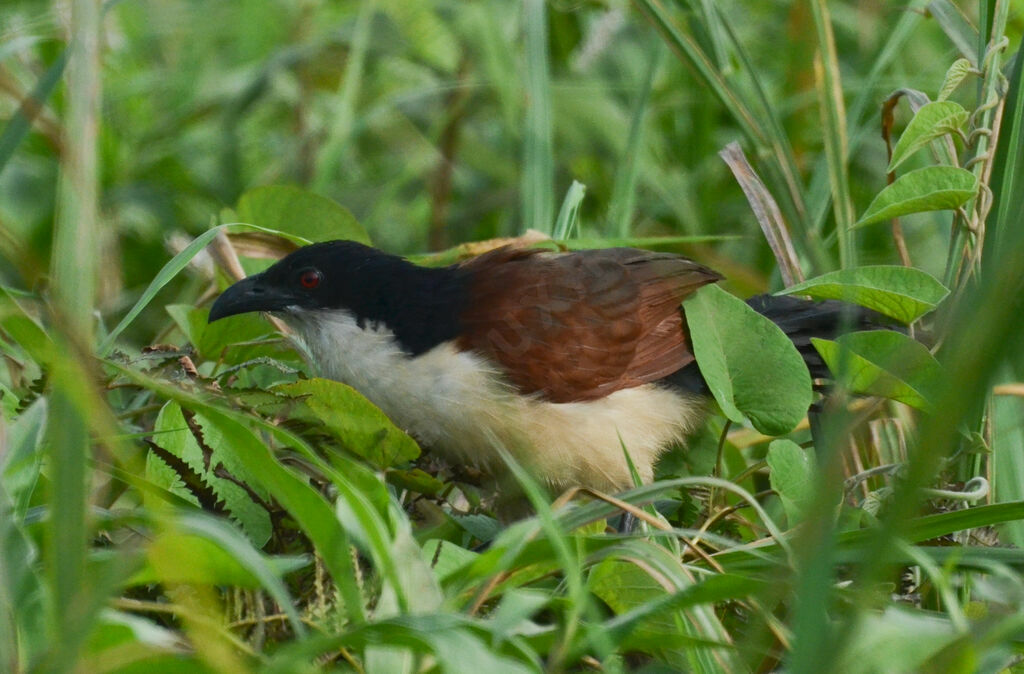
[4,1,1024,672]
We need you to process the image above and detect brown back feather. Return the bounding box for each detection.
[457,246,721,402]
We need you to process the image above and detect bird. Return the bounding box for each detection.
[208,240,856,494]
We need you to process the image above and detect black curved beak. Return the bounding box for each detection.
[208,273,293,323]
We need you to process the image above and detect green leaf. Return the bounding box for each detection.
[236,185,371,245]
[778,266,949,324]
[148,403,273,546]
[887,101,968,172]
[855,166,978,228]
[421,540,478,583]
[835,606,959,673]
[937,58,973,101]
[685,284,813,435]
[767,439,816,525]
[275,378,420,468]
[811,330,944,410]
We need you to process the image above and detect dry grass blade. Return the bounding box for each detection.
[208,232,289,335]
[719,142,804,286]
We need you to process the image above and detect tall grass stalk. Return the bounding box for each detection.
[45,0,102,669]
[522,0,554,233]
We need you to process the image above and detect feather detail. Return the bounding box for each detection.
[457,246,721,402]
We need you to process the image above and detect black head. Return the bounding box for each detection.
[208,240,390,322]
[208,239,467,355]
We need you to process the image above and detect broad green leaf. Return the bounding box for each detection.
[937,58,973,101]
[386,468,445,496]
[855,166,978,228]
[811,330,943,410]
[421,540,478,583]
[487,589,550,640]
[778,266,949,324]
[275,378,420,468]
[887,101,968,172]
[236,185,370,245]
[767,439,816,525]
[836,606,959,673]
[685,284,813,435]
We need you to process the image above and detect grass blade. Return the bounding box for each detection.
[0,49,68,178]
[313,1,375,193]
[608,42,663,237]
[719,142,804,286]
[810,0,856,269]
[552,180,586,240]
[522,0,554,233]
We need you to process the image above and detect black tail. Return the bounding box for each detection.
[666,294,890,395]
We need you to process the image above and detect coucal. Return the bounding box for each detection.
[209,240,854,492]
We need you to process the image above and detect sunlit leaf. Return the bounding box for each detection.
[275,378,420,468]
[887,101,968,172]
[778,266,949,324]
[686,284,812,435]
[236,185,371,245]
[855,166,978,228]
[767,439,816,525]
[811,330,944,410]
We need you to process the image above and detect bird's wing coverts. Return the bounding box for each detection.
[458,247,721,402]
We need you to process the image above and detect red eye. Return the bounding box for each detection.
[299,269,321,289]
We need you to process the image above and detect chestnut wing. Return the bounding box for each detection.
[458,247,721,402]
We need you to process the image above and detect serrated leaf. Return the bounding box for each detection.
[148,402,273,546]
[767,439,816,525]
[236,185,371,244]
[937,58,973,101]
[887,101,968,172]
[811,330,944,410]
[855,166,978,228]
[685,284,813,435]
[778,266,949,324]
[275,378,420,468]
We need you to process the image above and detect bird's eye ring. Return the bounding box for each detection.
[299,269,322,289]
